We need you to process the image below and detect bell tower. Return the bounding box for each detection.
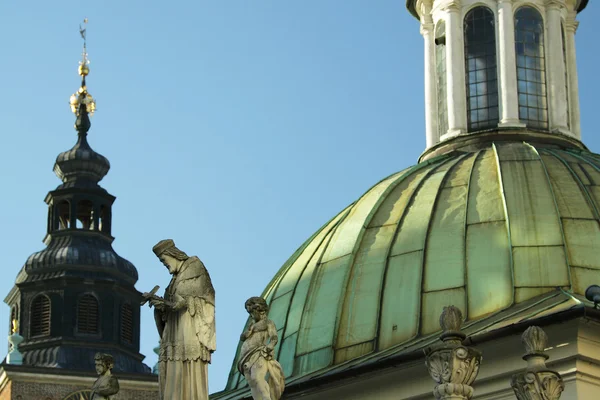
[3,20,149,374]
[409,0,588,154]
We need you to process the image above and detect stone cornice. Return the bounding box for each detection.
[0,365,158,390]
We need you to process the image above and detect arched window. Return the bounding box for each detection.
[514,6,548,129]
[464,6,499,131]
[30,295,51,337]
[99,205,110,234]
[56,200,70,230]
[77,294,99,334]
[562,22,570,129]
[435,20,448,139]
[76,200,94,230]
[121,303,134,344]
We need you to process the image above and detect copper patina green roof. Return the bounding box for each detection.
[220,139,600,394]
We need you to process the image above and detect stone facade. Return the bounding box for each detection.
[0,366,158,400]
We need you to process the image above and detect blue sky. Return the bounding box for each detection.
[0,1,598,393]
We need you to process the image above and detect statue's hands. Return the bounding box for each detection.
[172,298,187,311]
[150,298,167,311]
[266,343,275,354]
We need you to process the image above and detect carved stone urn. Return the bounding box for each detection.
[424,306,482,400]
[511,326,565,400]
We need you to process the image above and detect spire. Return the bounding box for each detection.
[55,19,109,185]
[69,18,96,135]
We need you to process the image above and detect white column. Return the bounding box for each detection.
[545,1,569,132]
[444,1,467,137]
[565,13,581,139]
[497,0,524,127]
[421,19,438,148]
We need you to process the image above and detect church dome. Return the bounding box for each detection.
[225,138,600,389]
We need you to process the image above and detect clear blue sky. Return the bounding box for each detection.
[0,1,598,393]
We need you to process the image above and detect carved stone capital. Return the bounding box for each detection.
[420,22,434,36]
[565,13,579,32]
[440,0,461,13]
[425,306,482,400]
[545,0,565,11]
[511,326,565,400]
[417,0,433,17]
[511,371,564,400]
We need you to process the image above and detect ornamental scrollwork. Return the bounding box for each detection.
[425,306,482,400]
[511,326,565,400]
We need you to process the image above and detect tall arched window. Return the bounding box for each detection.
[435,20,448,139]
[121,303,134,344]
[77,294,99,334]
[562,22,570,129]
[30,295,51,337]
[56,200,70,230]
[76,200,94,230]
[464,6,499,131]
[515,6,548,129]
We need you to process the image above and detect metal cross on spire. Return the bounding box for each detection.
[79,18,89,70]
[70,17,96,120]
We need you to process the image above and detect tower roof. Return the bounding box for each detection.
[4,20,148,374]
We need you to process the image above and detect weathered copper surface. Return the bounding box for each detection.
[220,142,600,394]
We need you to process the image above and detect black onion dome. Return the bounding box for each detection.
[53,134,110,184]
[20,236,138,284]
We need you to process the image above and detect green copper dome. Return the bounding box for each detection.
[223,139,600,391]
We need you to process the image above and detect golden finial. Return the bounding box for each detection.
[11,319,18,335]
[70,18,96,117]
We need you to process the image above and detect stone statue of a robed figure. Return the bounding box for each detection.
[146,239,216,400]
[238,297,285,400]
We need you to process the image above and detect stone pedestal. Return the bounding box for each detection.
[6,332,24,365]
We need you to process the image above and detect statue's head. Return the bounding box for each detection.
[153,239,188,273]
[94,353,114,375]
[245,296,269,322]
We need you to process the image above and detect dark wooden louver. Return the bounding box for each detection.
[31,295,51,337]
[121,303,134,344]
[77,294,99,334]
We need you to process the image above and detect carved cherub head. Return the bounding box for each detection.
[245,296,269,322]
[94,353,114,376]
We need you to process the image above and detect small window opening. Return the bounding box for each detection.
[121,303,134,344]
[77,294,99,334]
[57,200,70,230]
[99,205,108,233]
[30,295,51,337]
[76,200,94,230]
